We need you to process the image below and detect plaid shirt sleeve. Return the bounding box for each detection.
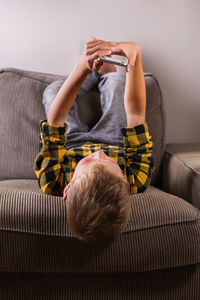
[121,122,155,194]
[34,120,69,196]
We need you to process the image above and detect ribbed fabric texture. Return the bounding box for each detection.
[0,265,200,299]
[0,180,199,273]
[176,152,200,172]
[0,68,62,181]
[161,148,200,209]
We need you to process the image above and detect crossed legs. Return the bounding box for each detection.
[43,65,127,148]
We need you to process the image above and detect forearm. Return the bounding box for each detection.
[47,57,90,127]
[47,37,116,127]
[124,50,146,127]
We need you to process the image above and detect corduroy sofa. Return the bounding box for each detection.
[0,67,200,300]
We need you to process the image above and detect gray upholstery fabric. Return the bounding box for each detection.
[0,68,62,180]
[0,68,165,187]
[161,143,200,209]
[144,73,166,186]
[0,179,199,273]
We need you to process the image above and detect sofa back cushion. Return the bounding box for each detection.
[0,68,166,187]
[0,68,62,180]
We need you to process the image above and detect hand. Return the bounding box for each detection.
[111,42,141,72]
[63,182,71,201]
[80,37,118,72]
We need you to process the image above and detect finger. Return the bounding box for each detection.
[86,49,112,70]
[86,40,99,47]
[87,38,107,44]
[86,44,113,55]
[86,40,113,49]
[99,50,112,57]
[94,58,103,66]
[92,59,100,71]
[94,58,103,69]
[126,64,134,73]
[89,50,112,63]
[111,47,127,57]
[87,36,96,42]
[85,37,98,50]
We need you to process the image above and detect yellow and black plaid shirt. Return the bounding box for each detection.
[34,120,155,196]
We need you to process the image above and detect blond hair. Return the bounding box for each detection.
[66,164,132,243]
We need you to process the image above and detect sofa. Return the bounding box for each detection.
[0,67,199,299]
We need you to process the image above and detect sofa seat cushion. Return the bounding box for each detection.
[0,180,199,273]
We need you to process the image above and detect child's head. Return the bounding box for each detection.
[65,150,132,243]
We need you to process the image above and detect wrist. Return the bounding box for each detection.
[129,46,141,65]
[126,113,145,127]
[77,56,91,76]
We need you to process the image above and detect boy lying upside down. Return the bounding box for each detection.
[34,37,155,243]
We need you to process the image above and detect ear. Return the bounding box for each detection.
[63,182,71,201]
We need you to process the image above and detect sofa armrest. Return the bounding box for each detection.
[161,143,200,209]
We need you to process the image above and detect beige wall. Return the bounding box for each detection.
[1,0,199,143]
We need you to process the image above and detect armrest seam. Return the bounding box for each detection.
[164,151,200,176]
